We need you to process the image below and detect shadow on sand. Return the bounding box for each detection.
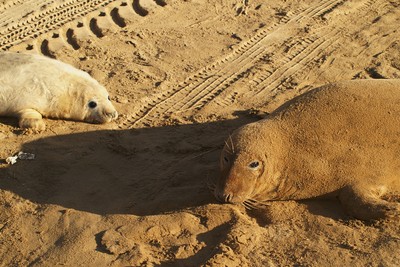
[0,115,259,216]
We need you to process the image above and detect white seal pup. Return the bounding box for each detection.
[215,79,400,220]
[0,52,118,131]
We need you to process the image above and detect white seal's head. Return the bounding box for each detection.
[0,52,118,131]
[59,78,119,124]
[37,55,119,125]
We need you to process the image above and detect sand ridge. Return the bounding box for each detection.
[0,0,400,266]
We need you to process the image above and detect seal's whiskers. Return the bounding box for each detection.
[224,140,233,154]
[242,200,256,210]
[228,134,235,154]
[243,198,269,210]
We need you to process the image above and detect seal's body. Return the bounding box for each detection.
[0,52,118,131]
[216,79,400,220]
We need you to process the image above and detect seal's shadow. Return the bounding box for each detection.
[0,116,257,216]
[0,117,18,128]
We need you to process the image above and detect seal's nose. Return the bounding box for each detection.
[111,110,118,120]
[224,194,234,203]
[105,110,118,120]
[215,190,236,204]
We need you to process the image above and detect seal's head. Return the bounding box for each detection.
[51,73,118,124]
[0,52,118,131]
[215,120,286,208]
[79,83,118,124]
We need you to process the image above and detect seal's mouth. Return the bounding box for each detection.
[218,194,268,210]
[208,180,237,204]
[89,110,118,124]
[213,188,270,210]
[215,192,237,204]
[208,179,270,210]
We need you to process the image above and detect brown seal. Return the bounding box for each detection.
[215,79,400,220]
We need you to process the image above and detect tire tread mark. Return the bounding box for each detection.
[40,39,56,58]
[0,0,115,50]
[89,17,104,38]
[252,31,340,97]
[247,0,387,99]
[166,45,270,112]
[131,0,346,126]
[177,46,270,111]
[110,7,127,27]
[65,28,80,50]
[132,0,148,16]
[0,0,39,27]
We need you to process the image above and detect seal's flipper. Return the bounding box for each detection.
[338,184,400,220]
[18,109,45,131]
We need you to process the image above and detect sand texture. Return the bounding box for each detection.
[0,0,399,266]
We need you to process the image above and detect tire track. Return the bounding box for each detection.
[0,0,115,50]
[39,7,120,56]
[0,0,41,28]
[250,31,340,97]
[0,0,167,51]
[131,0,346,127]
[245,0,390,100]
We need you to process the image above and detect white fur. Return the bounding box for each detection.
[0,52,118,130]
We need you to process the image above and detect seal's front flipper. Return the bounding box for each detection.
[338,184,400,220]
[18,109,46,131]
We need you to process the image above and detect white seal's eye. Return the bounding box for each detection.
[88,101,97,109]
[249,161,259,169]
[108,96,111,101]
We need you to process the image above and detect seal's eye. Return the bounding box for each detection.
[108,96,111,101]
[88,101,97,109]
[249,161,259,169]
[224,156,229,163]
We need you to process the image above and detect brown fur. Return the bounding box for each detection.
[215,79,400,220]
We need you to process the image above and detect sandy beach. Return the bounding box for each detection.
[0,0,399,266]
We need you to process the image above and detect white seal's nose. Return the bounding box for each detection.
[110,110,118,120]
[104,110,118,120]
